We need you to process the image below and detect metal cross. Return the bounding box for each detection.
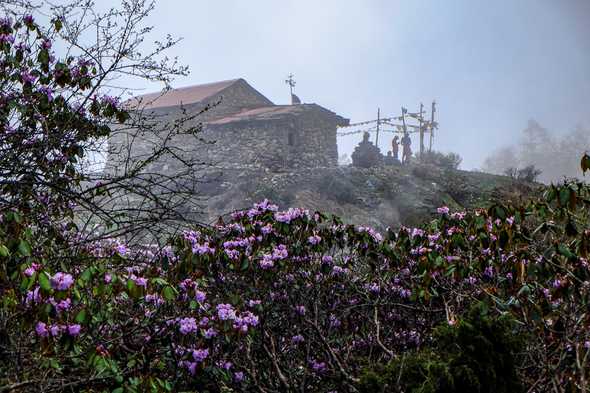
[285,73,296,96]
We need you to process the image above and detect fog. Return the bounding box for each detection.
[114,0,590,170]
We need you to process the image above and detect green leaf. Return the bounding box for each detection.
[6,211,22,224]
[18,240,32,256]
[126,279,139,299]
[80,267,93,282]
[75,309,87,324]
[557,243,576,259]
[240,259,249,270]
[152,277,168,286]
[559,188,570,207]
[49,358,61,370]
[53,18,62,32]
[162,286,176,301]
[39,272,51,291]
[517,284,531,297]
[0,245,10,257]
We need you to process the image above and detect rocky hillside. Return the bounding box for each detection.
[200,163,539,230]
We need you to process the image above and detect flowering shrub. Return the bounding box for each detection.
[0,13,129,222]
[1,178,590,391]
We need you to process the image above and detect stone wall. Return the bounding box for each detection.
[107,106,342,178]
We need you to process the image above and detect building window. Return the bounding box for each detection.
[288,131,296,146]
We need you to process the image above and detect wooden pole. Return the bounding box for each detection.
[429,100,436,152]
[419,102,424,158]
[375,108,380,147]
[401,107,407,134]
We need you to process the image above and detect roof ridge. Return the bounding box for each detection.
[134,78,240,99]
[126,78,247,110]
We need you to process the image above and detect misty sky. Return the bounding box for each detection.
[121,0,589,169]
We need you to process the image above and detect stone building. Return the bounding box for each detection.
[111,78,349,173]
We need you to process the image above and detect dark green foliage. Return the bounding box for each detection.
[419,150,463,170]
[358,304,524,393]
[581,152,590,175]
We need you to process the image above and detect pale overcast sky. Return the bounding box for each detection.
[117,0,589,169]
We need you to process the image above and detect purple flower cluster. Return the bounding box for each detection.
[357,226,383,242]
[178,317,198,335]
[23,262,41,277]
[0,17,12,28]
[291,334,304,344]
[259,254,274,269]
[259,243,290,269]
[100,95,120,107]
[35,322,81,338]
[233,311,259,333]
[25,287,41,306]
[0,34,15,44]
[308,234,321,245]
[310,359,327,373]
[50,272,74,291]
[49,297,72,313]
[216,303,236,321]
[145,293,164,306]
[192,242,215,255]
[192,348,209,362]
[131,275,148,287]
[274,207,309,224]
[247,199,278,218]
[20,70,37,84]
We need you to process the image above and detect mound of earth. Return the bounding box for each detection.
[200,163,539,231]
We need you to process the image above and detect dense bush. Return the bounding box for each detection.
[2,178,590,391]
[418,151,463,170]
[359,304,525,393]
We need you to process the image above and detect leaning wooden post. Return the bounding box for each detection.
[419,102,425,159]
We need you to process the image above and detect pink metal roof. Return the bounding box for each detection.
[126,79,240,109]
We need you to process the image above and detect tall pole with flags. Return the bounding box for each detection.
[419,102,425,158]
[429,100,436,152]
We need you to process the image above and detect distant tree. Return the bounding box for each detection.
[504,165,542,182]
[483,147,519,175]
[483,119,590,183]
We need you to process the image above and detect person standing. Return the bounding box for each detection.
[401,132,412,164]
[391,136,399,160]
